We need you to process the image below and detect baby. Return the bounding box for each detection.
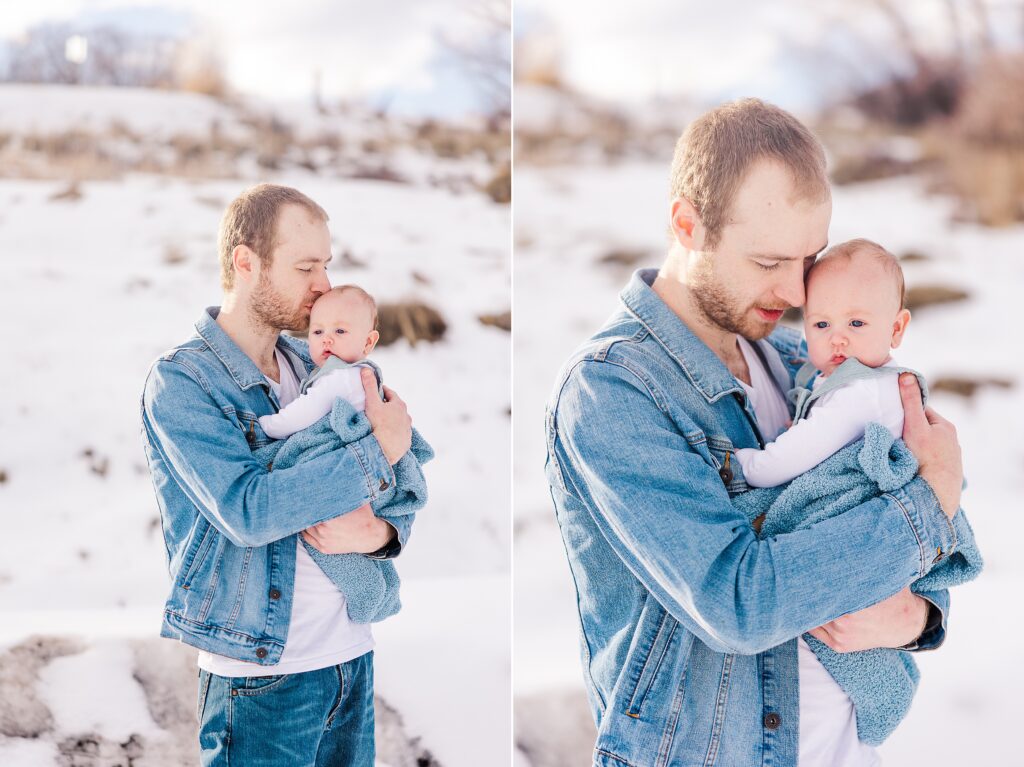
[735,238,915,488]
[260,284,380,439]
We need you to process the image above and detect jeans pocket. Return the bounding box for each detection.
[234,674,289,696]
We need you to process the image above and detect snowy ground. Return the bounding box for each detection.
[513,160,1022,765]
[0,87,510,766]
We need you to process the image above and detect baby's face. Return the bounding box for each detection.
[804,255,910,376]
[307,290,378,366]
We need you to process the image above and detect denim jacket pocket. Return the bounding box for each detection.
[179,520,217,591]
[620,600,680,719]
[237,411,272,452]
[684,431,748,496]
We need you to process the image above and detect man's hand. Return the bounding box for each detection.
[362,368,411,465]
[899,373,962,519]
[301,504,394,554]
[808,588,928,653]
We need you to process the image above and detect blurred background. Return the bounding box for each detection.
[514,1,1023,765]
[0,2,510,766]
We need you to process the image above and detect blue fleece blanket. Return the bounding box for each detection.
[731,423,981,745]
[252,397,433,623]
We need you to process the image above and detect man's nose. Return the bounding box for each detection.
[312,269,331,294]
[774,272,805,309]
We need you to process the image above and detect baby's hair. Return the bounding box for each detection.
[808,238,906,309]
[322,284,378,329]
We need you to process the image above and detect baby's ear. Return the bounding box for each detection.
[364,330,380,355]
[890,309,911,348]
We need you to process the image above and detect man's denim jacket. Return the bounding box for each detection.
[140,308,402,665]
[545,270,955,767]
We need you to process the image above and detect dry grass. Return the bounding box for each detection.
[931,376,1014,398]
[163,244,188,265]
[377,301,448,347]
[49,180,82,202]
[478,310,511,331]
[485,163,511,204]
[904,284,969,311]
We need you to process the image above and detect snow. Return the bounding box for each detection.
[514,159,1022,765]
[0,86,509,766]
[37,641,165,742]
[0,84,244,139]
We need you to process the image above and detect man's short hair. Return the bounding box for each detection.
[218,184,329,290]
[669,98,829,249]
[329,284,379,329]
[808,238,906,310]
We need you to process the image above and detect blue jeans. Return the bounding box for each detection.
[197,652,375,766]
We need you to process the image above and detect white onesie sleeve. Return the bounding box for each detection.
[258,367,367,440]
[734,374,903,488]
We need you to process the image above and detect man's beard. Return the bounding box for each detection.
[690,260,777,341]
[249,271,311,333]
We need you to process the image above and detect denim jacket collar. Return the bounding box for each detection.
[621,269,750,404]
[196,306,314,391]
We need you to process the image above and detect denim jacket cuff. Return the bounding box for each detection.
[900,590,948,652]
[348,433,396,503]
[885,476,958,576]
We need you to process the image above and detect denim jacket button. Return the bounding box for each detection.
[255,648,268,659]
[719,467,734,485]
[764,712,781,730]
[379,478,390,491]
[269,589,281,600]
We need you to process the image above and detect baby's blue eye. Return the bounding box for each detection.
[312,329,322,335]
[850,320,865,327]
[813,321,829,329]
[335,328,346,334]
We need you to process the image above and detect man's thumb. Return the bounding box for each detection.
[899,373,926,430]
[361,367,381,403]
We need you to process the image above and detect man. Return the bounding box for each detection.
[141,184,412,765]
[545,99,963,766]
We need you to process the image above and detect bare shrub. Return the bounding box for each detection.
[936,54,1024,225]
[377,302,448,347]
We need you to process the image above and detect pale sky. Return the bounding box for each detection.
[515,0,1023,112]
[0,0,508,115]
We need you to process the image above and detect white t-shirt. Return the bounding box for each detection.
[197,348,373,677]
[258,364,366,439]
[736,338,880,767]
[735,357,904,488]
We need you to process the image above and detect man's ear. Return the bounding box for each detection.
[669,197,703,250]
[890,309,911,348]
[364,330,380,356]
[232,244,257,285]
